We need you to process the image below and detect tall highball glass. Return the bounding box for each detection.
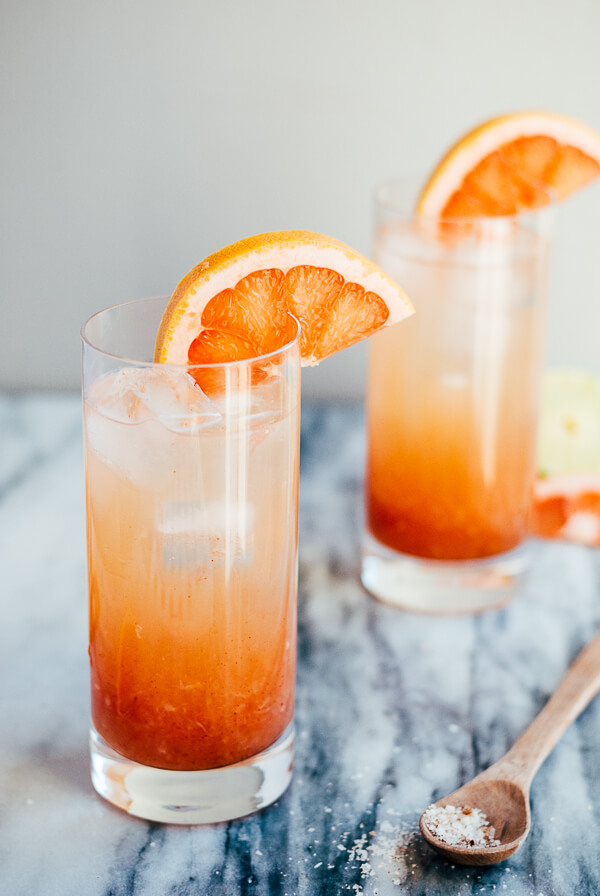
[361,180,553,613]
[82,296,300,823]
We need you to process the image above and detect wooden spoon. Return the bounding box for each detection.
[420,628,600,866]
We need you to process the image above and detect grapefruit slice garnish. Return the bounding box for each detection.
[154,230,414,368]
[533,369,600,545]
[417,111,600,218]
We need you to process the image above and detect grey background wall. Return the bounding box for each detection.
[3,0,600,398]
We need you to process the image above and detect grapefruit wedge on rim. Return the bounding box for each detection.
[154,230,414,371]
[417,111,600,218]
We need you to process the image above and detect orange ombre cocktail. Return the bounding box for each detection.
[361,112,600,614]
[362,189,552,613]
[82,232,413,824]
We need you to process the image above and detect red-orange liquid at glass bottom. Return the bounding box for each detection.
[367,440,532,560]
[85,420,297,772]
[89,580,295,771]
[365,326,538,562]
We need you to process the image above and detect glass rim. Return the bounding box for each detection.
[81,295,302,370]
[373,175,556,227]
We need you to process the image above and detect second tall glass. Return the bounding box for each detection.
[362,180,553,613]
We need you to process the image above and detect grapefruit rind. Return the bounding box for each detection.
[155,230,414,366]
[418,111,600,217]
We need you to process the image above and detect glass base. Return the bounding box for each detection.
[361,532,529,614]
[90,722,294,824]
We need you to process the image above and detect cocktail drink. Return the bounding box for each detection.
[359,113,600,612]
[82,231,413,824]
[362,185,552,613]
[82,297,300,822]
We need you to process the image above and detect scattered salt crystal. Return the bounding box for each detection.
[343,815,420,890]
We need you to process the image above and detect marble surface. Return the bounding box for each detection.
[2,392,600,896]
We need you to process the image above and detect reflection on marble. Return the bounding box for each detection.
[2,393,600,895]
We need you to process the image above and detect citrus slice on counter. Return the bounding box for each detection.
[154,230,414,367]
[537,369,600,477]
[417,111,600,218]
[532,369,600,545]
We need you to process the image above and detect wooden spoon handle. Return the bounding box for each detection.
[499,628,600,788]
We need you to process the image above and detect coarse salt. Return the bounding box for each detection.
[422,804,500,848]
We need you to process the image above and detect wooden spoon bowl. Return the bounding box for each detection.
[420,776,530,866]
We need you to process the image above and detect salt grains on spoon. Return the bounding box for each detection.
[421,804,500,849]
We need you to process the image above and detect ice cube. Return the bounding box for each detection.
[159,500,255,569]
[85,368,223,482]
[89,367,223,431]
[208,375,293,455]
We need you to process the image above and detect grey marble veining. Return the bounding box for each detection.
[2,393,600,895]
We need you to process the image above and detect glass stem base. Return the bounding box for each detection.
[361,531,530,614]
[90,723,294,824]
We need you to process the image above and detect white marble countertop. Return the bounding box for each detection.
[2,392,600,896]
